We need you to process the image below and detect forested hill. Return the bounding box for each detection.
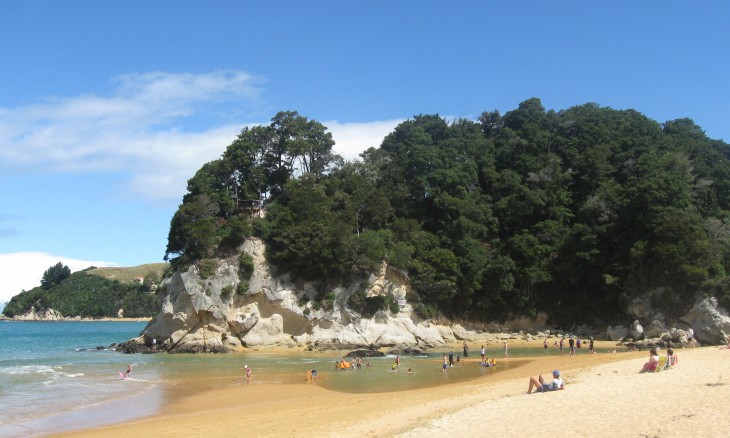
[2,263,166,318]
[163,100,730,327]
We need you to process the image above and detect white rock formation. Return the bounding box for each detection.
[132,238,562,352]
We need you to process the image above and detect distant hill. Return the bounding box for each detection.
[87,263,169,284]
[2,263,169,319]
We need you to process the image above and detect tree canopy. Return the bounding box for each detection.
[161,100,730,326]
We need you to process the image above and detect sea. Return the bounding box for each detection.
[0,321,533,436]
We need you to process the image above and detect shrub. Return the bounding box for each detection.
[198,259,218,279]
[221,285,234,301]
[239,253,254,280]
[322,291,336,311]
[413,303,437,319]
[236,281,249,296]
[388,296,400,314]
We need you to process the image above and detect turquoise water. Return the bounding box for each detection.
[0,321,153,433]
[0,321,538,435]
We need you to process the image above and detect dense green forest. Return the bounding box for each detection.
[2,263,158,318]
[163,100,730,326]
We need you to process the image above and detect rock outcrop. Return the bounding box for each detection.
[128,238,552,353]
[617,294,730,348]
[125,238,730,352]
[680,296,730,345]
[12,308,66,321]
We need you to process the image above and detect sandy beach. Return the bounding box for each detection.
[56,342,730,438]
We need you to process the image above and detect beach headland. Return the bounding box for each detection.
[52,341,730,437]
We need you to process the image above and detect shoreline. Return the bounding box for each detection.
[0,384,162,438]
[53,344,730,437]
[50,340,634,436]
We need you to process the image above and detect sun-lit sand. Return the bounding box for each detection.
[56,342,730,437]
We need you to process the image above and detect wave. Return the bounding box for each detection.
[0,364,59,375]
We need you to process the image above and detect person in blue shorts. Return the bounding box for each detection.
[527,370,564,394]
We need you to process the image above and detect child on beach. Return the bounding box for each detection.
[244,364,252,383]
[665,348,678,368]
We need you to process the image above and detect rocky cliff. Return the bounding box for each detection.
[120,238,730,353]
[123,239,492,353]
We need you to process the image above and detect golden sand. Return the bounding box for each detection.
[56,342,730,437]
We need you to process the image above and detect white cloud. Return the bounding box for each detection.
[326,119,403,161]
[0,252,120,306]
[0,70,402,205]
[0,70,263,203]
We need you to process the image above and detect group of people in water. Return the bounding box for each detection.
[336,356,370,370]
[549,335,596,355]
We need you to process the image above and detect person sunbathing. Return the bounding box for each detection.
[527,370,564,394]
[639,348,659,373]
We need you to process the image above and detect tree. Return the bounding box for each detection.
[41,262,71,289]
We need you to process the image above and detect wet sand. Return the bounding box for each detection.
[52,340,730,437]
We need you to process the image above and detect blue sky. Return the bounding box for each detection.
[1,0,729,307]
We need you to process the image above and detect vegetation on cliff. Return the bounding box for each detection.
[162,101,730,326]
[2,263,165,318]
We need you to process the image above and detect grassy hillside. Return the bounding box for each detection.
[87,263,169,283]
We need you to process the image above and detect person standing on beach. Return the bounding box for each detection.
[244,364,252,384]
[589,337,595,354]
[481,346,486,363]
[442,354,448,372]
[543,338,548,352]
[569,337,575,356]
[448,351,454,366]
[559,336,565,355]
[463,342,469,361]
[687,327,696,347]
[503,341,509,358]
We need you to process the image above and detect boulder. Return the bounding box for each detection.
[345,349,385,358]
[680,296,730,345]
[629,320,644,340]
[606,325,629,341]
[451,324,479,341]
[644,320,667,339]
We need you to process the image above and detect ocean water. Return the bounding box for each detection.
[0,321,534,436]
[0,321,154,435]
